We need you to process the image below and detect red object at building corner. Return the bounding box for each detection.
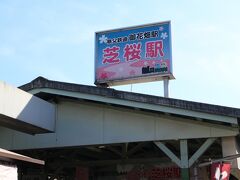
[211,162,231,180]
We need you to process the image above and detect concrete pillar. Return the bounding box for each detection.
[180,140,189,180]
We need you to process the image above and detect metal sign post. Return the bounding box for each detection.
[163,77,169,98]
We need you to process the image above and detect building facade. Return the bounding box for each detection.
[1,77,240,179]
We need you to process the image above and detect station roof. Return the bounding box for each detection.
[19,77,240,126]
[0,80,55,134]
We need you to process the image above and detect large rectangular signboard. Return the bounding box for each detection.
[95,21,174,86]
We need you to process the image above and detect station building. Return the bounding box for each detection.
[0,76,240,180]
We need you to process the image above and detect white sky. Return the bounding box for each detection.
[1,0,240,108]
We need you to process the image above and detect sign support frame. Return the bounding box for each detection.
[163,77,169,98]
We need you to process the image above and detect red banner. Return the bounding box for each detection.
[211,162,231,180]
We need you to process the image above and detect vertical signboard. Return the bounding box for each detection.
[95,21,174,86]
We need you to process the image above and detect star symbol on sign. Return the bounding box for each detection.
[159,26,164,31]
[160,32,168,39]
[99,35,108,44]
